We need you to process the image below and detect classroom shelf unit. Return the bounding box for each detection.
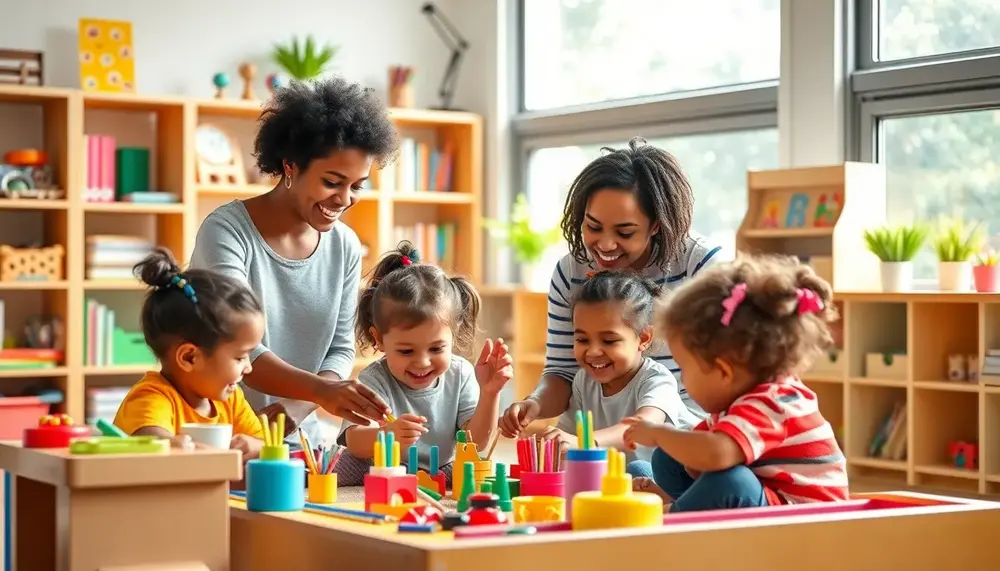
[800,291,1000,497]
[737,162,887,291]
[0,84,483,421]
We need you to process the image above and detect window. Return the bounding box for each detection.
[879,109,1000,279]
[875,0,1000,62]
[521,0,780,111]
[522,128,780,287]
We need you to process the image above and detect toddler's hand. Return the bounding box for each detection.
[499,398,540,438]
[387,413,428,447]
[230,434,264,460]
[169,434,196,450]
[541,425,576,456]
[622,416,660,451]
[474,338,513,395]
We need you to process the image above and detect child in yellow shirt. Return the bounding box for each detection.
[113,248,266,459]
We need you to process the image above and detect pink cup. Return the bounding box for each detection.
[519,471,565,498]
[563,448,608,518]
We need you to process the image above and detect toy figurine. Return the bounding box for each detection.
[266,73,287,96]
[238,63,256,100]
[212,72,230,99]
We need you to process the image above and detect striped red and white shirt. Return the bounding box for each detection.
[695,377,848,505]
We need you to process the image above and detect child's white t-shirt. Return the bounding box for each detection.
[338,356,479,470]
[555,358,699,462]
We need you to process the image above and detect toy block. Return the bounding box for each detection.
[417,469,446,496]
[453,430,484,499]
[949,441,979,470]
[365,431,417,512]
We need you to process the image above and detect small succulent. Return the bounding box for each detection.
[863,224,928,262]
[271,36,337,80]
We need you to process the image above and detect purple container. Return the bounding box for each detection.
[564,448,608,518]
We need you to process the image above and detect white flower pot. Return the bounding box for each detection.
[880,262,913,292]
[938,261,973,292]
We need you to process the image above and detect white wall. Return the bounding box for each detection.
[7,0,460,105]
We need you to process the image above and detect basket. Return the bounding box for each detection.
[0,244,64,282]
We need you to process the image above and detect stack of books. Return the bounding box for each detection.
[86,235,155,281]
[982,349,1000,386]
[868,401,907,460]
[86,386,131,425]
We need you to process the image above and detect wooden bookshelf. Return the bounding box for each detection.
[0,84,483,421]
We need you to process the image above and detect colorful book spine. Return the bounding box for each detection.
[84,134,117,202]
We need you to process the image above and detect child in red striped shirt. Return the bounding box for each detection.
[623,254,848,512]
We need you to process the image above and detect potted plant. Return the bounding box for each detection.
[973,249,999,293]
[271,36,337,80]
[862,224,928,292]
[482,193,561,290]
[932,217,985,291]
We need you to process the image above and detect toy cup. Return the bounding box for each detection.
[564,448,608,518]
[180,423,232,449]
[307,473,338,504]
[512,496,565,523]
[519,470,565,498]
[246,444,306,512]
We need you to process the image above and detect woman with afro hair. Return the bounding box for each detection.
[190,77,397,447]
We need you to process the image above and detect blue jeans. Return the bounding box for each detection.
[651,447,769,513]
[626,459,653,479]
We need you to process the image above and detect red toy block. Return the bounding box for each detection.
[949,441,979,470]
[363,471,418,511]
[23,414,91,448]
[417,469,447,497]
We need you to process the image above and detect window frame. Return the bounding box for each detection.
[512,0,780,278]
[856,0,1000,70]
[852,0,1000,289]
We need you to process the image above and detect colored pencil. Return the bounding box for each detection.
[299,430,320,474]
[416,488,446,512]
[327,445,344,474]
[485,428,501,459]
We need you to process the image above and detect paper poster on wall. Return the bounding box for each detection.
[78,18,136,93]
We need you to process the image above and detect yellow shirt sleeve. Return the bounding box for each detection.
[229,386,265,439]
[113,380,178,436]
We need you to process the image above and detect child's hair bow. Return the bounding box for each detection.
[720,283,747,326]
[796,288,824,315]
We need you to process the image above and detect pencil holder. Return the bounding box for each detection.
[519,471,565,498]
[307,473,338,504]
[246,444,306,512]
[564,448,608,518]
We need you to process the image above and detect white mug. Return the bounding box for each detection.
[180,423,233,449]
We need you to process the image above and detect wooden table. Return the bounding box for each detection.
[230,491,999,570]
[0,441,241,570]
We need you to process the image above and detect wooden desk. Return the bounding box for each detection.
[0,441,240,570]
[230,492,1000,570]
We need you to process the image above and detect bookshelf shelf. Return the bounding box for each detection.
[391,192,474,205]
[0,85,483,422]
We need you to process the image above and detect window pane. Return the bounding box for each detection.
[522,0,780,111]
[881,109,1000,280]
[878,0,1000,61]
[523,129,779,286]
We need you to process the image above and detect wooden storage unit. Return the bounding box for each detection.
[737,162,887,291]
[0,84,484,421]
[824,291,1000,497]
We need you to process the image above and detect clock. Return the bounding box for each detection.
[194,123,246,187]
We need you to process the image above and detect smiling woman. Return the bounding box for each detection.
[188,77,399,448]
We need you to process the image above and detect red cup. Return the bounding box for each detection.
[519,471,565,497]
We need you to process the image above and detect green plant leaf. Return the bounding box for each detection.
[271,35,337,80]
[482,193,562,264]
[931,217,985,262]
[862,223,928,262]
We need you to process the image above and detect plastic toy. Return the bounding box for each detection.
[464,492,508,526]
[70,435,169,455]
[212,72,230,98]
[453,429,489,499]
[456,461,476,511]
[564,411,608,518]
[400,505,443,525]
[572,448,663,531]
[364,431,419,517]
[265,72,287,96]
[413,444,446,496]
[23,413,91,448]
[949,441,979,470]
[246,413,306,512]
[493,463,513,512]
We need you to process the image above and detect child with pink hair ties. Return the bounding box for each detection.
[623,254,848,512]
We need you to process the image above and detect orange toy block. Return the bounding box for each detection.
[417,469,446,496]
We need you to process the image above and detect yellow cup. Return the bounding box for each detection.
[512,495,565,524]
[307,473,337,504]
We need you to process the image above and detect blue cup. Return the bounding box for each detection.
[246,455,306,512]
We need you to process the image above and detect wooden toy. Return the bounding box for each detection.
[571,448,662,531]
[0,244,64,282]
[194,123,247,188]
[738,162,887,291]
[364,431,419,517]
[229,491,1000,570]
[238,62,256,100]
[453,429,489,499]
[949,441,978,470]
[0,440,240,570]
[22,414,91,448]
[212,72,229,99]
[948,354,968,382]
[0,48,43,85]
[409,443,447,496]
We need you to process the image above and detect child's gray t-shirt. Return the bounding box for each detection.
[555,358,698,462]
[339,356,479,470]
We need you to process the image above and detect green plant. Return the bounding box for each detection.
[271,36,337,80]
[932,217,985,262]
[862,224,928,262]
[482,193,561,265]
[976,249,999,267]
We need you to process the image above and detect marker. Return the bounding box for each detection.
[95,418,127,438]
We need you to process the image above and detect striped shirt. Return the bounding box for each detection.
[697,377,849,505]
[542,234,724,424]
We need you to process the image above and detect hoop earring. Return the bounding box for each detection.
[284,174,292,189]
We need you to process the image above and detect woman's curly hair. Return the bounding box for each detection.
[254,76,400,176]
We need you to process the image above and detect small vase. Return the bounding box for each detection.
[879,262,912,292]
[973,265,1000,292]
[938,261,973,292]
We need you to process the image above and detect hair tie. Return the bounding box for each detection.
[796,288,824,315]
[401,256,412,266]
[720,282,747,326]
[169,274,198,304]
